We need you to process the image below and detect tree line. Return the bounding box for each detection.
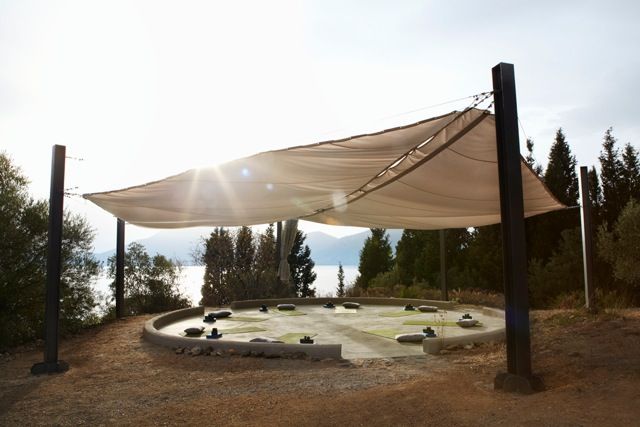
[199,226,317,306]
[352,128,640,308]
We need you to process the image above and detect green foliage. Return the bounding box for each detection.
[544,128,579,206]
[0,152,100,349]
[356,228,393,289]
[528,228,584,307]
[288,230,316,297]
[200,227,234,306]
[200,224,295,305]
[598,200,640,303]
[622,143,640,202]
[107,242,189,315]
[336,262,345,297]
[599,128,626,229]
[525,137,543,176]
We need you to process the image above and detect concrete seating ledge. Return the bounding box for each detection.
[143,306,342,359]
[229,297,455,310]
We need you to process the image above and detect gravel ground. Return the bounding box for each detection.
[1,309,639,426]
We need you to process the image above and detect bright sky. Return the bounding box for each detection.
[2,0,639,252]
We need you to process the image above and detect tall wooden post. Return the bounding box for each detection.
[492,63,539,393]
[31,145,69,375]
[579,166,596,312]
[115,218,125,318]
[275,221,282,275]
[439,229,448,301]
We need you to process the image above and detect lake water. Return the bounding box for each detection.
[95,264,359,305]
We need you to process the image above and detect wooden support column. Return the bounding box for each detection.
[579,166,596,312]
[115,218,125,318]
[492,63,540,393]
[439,229,448,301]
[31,145,69,375]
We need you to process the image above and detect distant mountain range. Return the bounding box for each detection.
[95,228,403,266]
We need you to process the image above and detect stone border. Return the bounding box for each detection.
[143,300,505,359]
[422,306,506,354]
[143,306,342,359]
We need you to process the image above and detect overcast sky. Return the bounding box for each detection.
[2,0,639,252]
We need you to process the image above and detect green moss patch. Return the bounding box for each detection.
[362,329,401,340]
[402,320,459,327]
[224,316,268,322]
[272,308,306,316]
[218,326,266,334]
[277,333,317,344]
[378,311,421,317]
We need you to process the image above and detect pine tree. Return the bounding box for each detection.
[288,230,317,297]
[356,228,393,289]
[201,227,234,306]
[587,166,604,227]
[232,226,255,300]
[622,143,640,202]
[544,128,579,206]
[599,128,625,228]
[255,224,277,274]
[528,128,579,262]
[336,262,346,297]
[525,137,543,176]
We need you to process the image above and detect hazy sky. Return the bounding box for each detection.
[2,1,639,252]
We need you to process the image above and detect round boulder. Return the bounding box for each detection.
[342,302,361,309]
[418,305,438,313]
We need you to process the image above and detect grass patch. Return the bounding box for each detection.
[334,307,358,314]
[362,329,401,340]
[378,311,421,317]
[272,308,306,316]
[402,320,459,327]
[277,333,317,344]
[224,316,268,322]
[218,326,266,334]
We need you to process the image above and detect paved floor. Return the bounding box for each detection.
[159,304,504,359]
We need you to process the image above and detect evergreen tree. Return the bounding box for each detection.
[528,128,579,262]
[525,137,543,176]
[200,227,234,306]
[255,224,277,275]
[544,128,579,206]
[622,143,640,202]
[599,128,625,228]
[336,263,346,297]
[232,226,255,300]
[356,228,393,289]
[587,166,604,227]
[288,230,317,297]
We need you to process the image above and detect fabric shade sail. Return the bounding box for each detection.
[84,108,565,229]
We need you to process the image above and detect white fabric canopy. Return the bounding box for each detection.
[84,108,564,229]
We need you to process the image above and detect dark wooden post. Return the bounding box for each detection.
[115,218,125,318]
[439,229,448,301]
[31,145,69,375]
[275,221,282,275]
[579,166,596,312]
[492,63,540,393]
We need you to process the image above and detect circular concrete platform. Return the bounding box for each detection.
[144,298,505,359]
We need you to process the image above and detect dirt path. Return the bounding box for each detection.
[1,309,639,426]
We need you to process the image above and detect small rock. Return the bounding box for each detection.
[241,351,251,357]
[445,344,462,351]
[215,351,224,357]
[190,346,203,356]
[439,349,451,355]
[311,357,321,362]
[174,347,185,355]
[227,349,237,356]
[463,343,474,350]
